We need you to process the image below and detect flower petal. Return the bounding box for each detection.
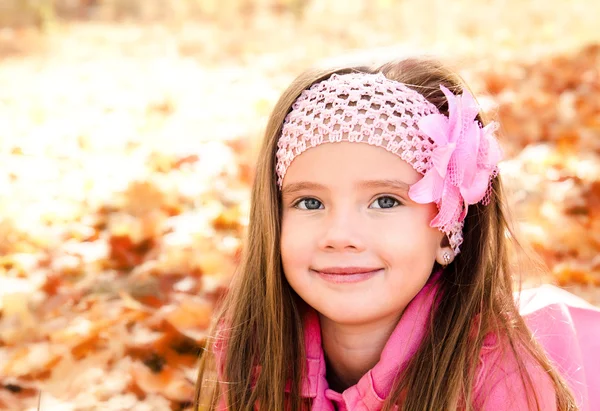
[417,114,450,146]
[484,128,503,166]
[430,184,462,229]
[455,123,481,186]
[440,85,482,144]
[460,170,491,205]
[431,143,455,178]
[440,86,460,143]
[409,169,444,204]
[457,88,480,124]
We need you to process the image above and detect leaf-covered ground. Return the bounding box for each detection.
[1,2,599,410]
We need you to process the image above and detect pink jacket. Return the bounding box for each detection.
[215,276,600,410]
[518,284,600,411]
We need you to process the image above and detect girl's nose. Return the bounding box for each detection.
[317,208,366,252]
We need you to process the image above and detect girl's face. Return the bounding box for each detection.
[280,142,443,326]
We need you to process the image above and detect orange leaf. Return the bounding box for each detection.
[130,361,194,402]
[2,344,62,379]
[163,298,212,337]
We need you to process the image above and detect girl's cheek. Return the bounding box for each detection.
[281,217,316,243]
[378,216,430,242]
[285,213,322,228]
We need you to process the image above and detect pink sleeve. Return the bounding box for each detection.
[518,284,600,411]
[473,332,557,410]
[478,363,557,410]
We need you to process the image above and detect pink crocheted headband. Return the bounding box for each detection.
[275,72,502,254]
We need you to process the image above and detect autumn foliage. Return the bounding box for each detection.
[1,2,600,410]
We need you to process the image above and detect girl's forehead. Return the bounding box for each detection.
[281,141,421,187]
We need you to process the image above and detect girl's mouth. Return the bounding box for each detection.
[311,267,383,284]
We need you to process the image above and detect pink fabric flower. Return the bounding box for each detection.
[408,86,503,231]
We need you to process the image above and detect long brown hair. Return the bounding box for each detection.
[194,58,577,410]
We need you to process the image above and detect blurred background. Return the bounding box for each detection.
[0,0,599,409]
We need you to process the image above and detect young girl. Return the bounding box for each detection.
[194,58,599,410]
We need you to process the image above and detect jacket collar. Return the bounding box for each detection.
[296,270,442,409]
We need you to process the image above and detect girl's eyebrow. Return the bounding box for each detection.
[281,181,325,198]
[357,179,411,192]
[281,179,411,197]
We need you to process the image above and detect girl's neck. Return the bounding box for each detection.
[319,311,403,392]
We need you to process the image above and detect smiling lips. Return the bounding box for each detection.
[314,267,381,275]
[312,267,382,284]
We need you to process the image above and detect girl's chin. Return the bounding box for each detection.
[316,306,397,327]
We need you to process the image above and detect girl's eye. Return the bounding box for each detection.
[294,198,323,210]
[370,196,401,209]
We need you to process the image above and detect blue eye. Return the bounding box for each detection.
[370,196,401,209]
[295,198,323,210]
